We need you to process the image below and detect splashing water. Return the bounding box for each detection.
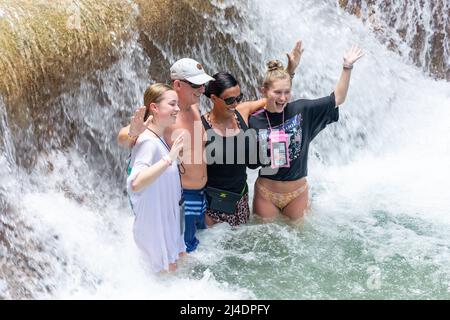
[1,0,449,299]
[339,0,449,80]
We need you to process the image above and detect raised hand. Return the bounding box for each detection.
[168,133,184,162]
[129,106,153,137]
[286,40,304,76]
[343,45,364,67]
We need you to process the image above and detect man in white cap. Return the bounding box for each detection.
[118,58,214,253]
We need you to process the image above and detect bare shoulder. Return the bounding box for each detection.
[191,103,202,120]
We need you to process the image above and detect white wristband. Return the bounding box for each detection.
[162,155,172,166]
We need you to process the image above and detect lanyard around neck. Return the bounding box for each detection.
[147,128,170,151]
[265,109,285,132]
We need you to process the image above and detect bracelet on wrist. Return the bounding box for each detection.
[128,131,138,138]
[289,72,295,79]
[162,156,173,166]
[343,63,353,70]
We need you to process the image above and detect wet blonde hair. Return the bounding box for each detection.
[263,60,291,89]
[143,83,174,121]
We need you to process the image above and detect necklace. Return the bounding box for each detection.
[206,112,241,131]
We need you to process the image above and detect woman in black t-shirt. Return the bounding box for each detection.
[249,45,364,221]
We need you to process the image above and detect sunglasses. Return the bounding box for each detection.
[219,93,244,105]
[180,79,204,89]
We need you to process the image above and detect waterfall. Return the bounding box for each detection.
[1,0,449,299]
[339,0,449,80]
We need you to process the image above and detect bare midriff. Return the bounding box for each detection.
[256,176,307,193]
[180,163,207,189]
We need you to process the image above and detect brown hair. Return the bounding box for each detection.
[143,83,174,121]
[262,60,291,89]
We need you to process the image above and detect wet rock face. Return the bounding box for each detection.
[0,0,262,170]
[0,200,54,299]
[134,0,262,96]
[339,0,449,81]
[0,0,136,169]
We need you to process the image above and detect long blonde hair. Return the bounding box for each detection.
[143,83,173,121]
[262,60,291,89]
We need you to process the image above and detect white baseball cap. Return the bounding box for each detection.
[170,58,215,85]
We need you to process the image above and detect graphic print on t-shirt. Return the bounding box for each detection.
[258,113,303,163]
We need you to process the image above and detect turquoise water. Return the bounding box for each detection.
[1,0,449,299]
[180,209,450,299]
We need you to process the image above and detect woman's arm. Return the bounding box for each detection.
[236,98,266,122]
[237,40,304,121]
[131,134,183,192]
[131,155,172,193]
[118,125,135,148]
[286,40,304,77]
[117,106,153,148]
[334,45,364,106]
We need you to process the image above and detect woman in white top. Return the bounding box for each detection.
[127,83,185,273]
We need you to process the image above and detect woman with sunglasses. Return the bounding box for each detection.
[202,41,304,226]
[202,72,258,226]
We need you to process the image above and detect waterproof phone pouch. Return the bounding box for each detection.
[269,130,290,168]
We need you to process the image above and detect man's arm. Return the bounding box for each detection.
[117,124,136,148]
[236,98,266,121]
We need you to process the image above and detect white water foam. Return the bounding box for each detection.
[2,0,449,299]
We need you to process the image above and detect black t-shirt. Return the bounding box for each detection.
[248,92,338,181]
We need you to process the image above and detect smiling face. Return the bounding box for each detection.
[212,85,242,114]
[262,78,292,113]
[174,80,205,108]
[150,90,179,127]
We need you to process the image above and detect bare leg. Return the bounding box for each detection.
[281,187,309,221]
[204,214,218,227]
[253,185,280,222]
